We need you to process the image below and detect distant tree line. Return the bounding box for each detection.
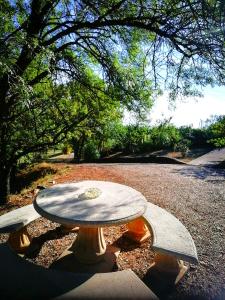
[59,115,225,161]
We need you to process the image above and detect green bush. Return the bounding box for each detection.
[178,126,210,147]
[174,139,191,157]
[149,124,181,150]
[84,142,100,161]
[207,115,225,148]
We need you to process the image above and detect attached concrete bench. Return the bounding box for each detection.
[141,202,198,284]
[0,204,40,253]
[0,243,158,299]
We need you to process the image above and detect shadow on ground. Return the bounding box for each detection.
[143,269,212,300]
[49,155,186,165]
[25,226,70,259]
[172,166,225,182]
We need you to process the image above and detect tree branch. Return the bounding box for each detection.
[28,70,50,86]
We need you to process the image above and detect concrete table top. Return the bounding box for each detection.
[34,180,147,227]
[33,181,147,266]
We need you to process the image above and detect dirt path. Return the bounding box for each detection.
[190,147,225,166]
[97,163,225,299]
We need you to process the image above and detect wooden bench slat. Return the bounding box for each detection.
[142,202,198,264]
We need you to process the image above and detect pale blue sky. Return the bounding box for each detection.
[149,86,225,128]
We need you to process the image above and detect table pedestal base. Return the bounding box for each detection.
[71,227,106,264]
[51,244,120,273]
[51,227,120,273]
[61,224,79,233]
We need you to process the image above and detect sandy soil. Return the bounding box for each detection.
[0,163,225,299]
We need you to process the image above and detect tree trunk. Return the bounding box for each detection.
[0,164,12,205]
[10,164,17,193]
[72,136,86,162]
[72,138,80,162]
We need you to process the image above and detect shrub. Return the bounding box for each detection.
[84,142,100,161]
[174,139,191,157]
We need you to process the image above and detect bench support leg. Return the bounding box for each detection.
[125,218,150,243]
[150,253,188,284]
[8,226,32,253]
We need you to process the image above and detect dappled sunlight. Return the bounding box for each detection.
[34,181,147,227]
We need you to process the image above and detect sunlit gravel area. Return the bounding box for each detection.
[105,163,225,299]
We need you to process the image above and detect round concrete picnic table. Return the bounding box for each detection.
[34,180,147,265]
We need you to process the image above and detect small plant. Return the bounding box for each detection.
[84,142,100,161]
[175,139,191,158]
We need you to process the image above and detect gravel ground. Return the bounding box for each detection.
[106,163,225,299]
[0,163,225,299]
